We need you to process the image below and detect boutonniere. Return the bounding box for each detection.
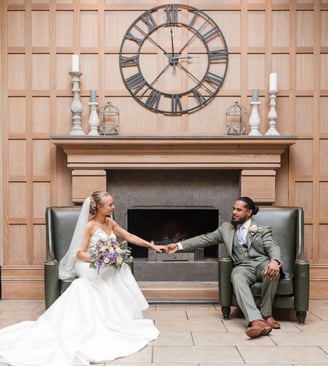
[248,224,264,236]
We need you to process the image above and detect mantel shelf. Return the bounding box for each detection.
[51,135,296,203]
[52,135,296,169]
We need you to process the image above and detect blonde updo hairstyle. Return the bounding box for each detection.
[89,191,110,217]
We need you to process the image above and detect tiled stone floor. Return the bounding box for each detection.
[1,299,328,365]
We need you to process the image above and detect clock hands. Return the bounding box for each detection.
[170,27,177,71]
[134,24,168,55]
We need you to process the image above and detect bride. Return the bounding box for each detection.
[0,191,165,366]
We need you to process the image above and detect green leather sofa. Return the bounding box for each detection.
[218,207,309,323]
[44,206,81,309]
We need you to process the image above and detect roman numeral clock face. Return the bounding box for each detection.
[119,4,229,115]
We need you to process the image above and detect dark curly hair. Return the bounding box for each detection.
[236,196,259,216]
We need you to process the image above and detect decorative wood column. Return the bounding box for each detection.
[52,136,296,205]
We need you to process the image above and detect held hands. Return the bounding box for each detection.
[149,241,167,253]
[264,260,280,280]
[165,243,179,254]
[148,242,180,254]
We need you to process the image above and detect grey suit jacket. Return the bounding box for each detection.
[181,220,282,266]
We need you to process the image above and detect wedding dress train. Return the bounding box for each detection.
[0,230,159,366]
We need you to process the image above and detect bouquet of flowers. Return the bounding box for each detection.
[89,237,132,273]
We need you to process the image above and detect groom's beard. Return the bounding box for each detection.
[230,218,239,228]
[231,216,246,228]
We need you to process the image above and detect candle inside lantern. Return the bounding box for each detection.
[252,88,259,102]
[72,54,79,72]
[269,72,277,91]
[90,89,97,103]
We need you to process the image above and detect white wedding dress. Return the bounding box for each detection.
[0,230,159,366]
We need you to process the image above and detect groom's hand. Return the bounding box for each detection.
[166,243,179,254]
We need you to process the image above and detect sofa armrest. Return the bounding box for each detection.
[218,256,233,307]
[294,259,310,312]
[44,260,60,309]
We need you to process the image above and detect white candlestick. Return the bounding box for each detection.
[269,72,277,91]
[72,54,79,72]
[248,101,262,136]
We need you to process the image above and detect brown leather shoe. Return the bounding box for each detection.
[264,315,281,329]
[246,320,272,339]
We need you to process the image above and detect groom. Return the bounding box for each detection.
[166,196,282,339]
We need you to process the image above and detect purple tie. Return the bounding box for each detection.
[237,225,245,245]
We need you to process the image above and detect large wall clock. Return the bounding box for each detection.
[119,4,229,115]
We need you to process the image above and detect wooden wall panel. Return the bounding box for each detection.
[296,11,314,48]
[32,11,50,48]
[321,10,328,47]
[216,11,241,48]
[7,11,25,48]
[8,141,27,177]
[295,182,313,218]
[271,11,289,48]
[304,224,313,260]
[7,226,28,265]
[8,183,27,219]
[8,97,27,134]
[80,54,99,91]
[56,11,74,48]
[320,55,328,89]
[32,55,50,90]
[80,11,98,48]
[319,225,328,263]
[32,97,51,134]
[248,11,265,47]
[247,54,266,90]
[32,225,46,264]
[319,182,328,218]
[320,140,328,176]
[7,55,26,90]
[33,183,51,219]
[275,97,290,134]
[293,140,313,177]
[320,97,328,133]
[32,140,51,177]
[296,97,314,135]
[296,54,314,90]
[1,0,328,299]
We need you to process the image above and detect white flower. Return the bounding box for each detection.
[248,224,264,236]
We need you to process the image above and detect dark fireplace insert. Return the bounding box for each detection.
[127,206,219,258]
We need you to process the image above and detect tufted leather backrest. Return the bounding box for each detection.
[254,207,303,275]
[46,207,81,261]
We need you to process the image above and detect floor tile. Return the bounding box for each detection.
[153,345,243,364]
[238,345,328,364]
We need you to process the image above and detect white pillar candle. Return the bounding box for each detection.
[252,88,259,102]
[269,72,277,91]
[72,54,79,72]
[90,89,97,102]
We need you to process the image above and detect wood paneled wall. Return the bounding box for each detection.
[0,0,327,299]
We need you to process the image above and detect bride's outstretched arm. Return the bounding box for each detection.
[112,222,166,253]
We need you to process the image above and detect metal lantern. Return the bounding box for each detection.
[99,101,120,135]
[225,101,247,135]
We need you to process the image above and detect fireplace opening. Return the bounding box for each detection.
[127,206,219,258]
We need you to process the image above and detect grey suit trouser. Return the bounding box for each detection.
[230,261,279,324]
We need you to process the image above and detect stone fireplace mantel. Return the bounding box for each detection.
[52,135,296,204]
